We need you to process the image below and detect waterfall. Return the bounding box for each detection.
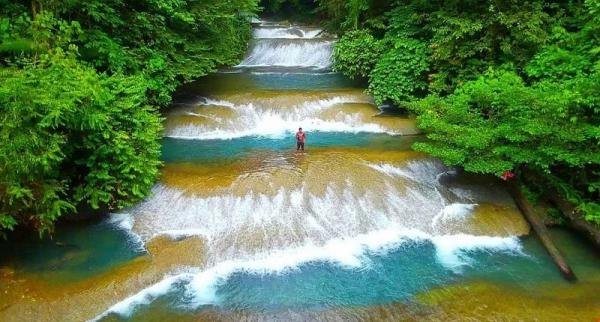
[94,20,530,321]
[253,26,325,39]
[238,39,334,69]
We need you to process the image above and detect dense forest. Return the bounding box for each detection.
[1,0,599,237]
[264,0,600,227]
[0,0,259,236]
[327,0,600,227]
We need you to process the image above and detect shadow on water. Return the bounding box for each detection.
[0,219,143,285]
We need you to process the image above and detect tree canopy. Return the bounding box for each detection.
[327,0,600,224]
[0,0,259,236]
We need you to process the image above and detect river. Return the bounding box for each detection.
[1,20,600,322]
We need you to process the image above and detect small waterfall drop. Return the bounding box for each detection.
[253,26,325,39]
[238,39,334,69]
[93,20,532,321]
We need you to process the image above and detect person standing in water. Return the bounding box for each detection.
[296,127,306,151]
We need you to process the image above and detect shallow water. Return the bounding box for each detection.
[0,220,143,285]
[1,21,600,322]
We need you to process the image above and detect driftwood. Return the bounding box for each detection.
[545,188,600,249]
[521,171,600,250]
[508,182,577,281]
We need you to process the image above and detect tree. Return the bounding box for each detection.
[0,1,259,236]
[367,37,428,104]
[409,69,600,223]
[332,29,385,79]
[328,0,600,224]
[0,47,162,236]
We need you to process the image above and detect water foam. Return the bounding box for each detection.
[253,27,324,39]
[238,39,334,69]
[431,203,478,228]
[92,228,522,320]
[98,157,525,319]
[167,116,393,140]
[368,160,448,185]
[113,181,443,255]
[93,19,528,321]
[90,274,194,321]
[431,233,522,269]
[166,96,401,140]
[108,213,146,252]
[196,98,236,108]
[367,163,411,177]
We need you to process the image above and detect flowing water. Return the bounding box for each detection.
[2,21,600,322]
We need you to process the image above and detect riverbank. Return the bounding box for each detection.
[2,17,600,322]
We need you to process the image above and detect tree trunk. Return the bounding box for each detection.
[522,170,600,251]
[31,0,37,18]
[508,181,577,281]
[545,187,600,250]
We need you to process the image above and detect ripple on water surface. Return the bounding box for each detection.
[95,228,600,322]
[5,19,600,322]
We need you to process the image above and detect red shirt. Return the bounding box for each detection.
[296,131,306,143]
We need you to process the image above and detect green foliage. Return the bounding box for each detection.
[580,202,600,225]
[316,0,347,31]
[326,0,600,225]
[260,0,319,23]
[547,207,567,225]
[316,0,395,32]
[367,38,428,104]
[526,45,592,81]
[332,29,384,79]
[261,0,314,13]
[409,68,600,223]
[0,48,162,235]
[74,0,257,106]
[427,1,551,92]
[344,0,369,30]
[410,69,599,174]
[331,0,558,98]
[0,1,258,236]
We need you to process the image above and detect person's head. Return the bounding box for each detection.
[298,127,302,132]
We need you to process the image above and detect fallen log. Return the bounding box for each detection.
[545,188,600,249]
[508,182,577,281]
[522,171,600,250]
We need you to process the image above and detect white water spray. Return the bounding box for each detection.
[239,39,334,69]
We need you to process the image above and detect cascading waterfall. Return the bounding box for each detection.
[238,39,335,69]
[253,26,325,39]
[163,93,420,139]
[92,20,541,321]
[238,26,334,69]
[0,17,597,322]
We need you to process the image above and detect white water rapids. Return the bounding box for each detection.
[94,21,528,321]
[239,25,334,69]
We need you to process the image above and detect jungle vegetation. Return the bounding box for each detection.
[266,0,599,225]
[0,0,259,236]
[326,0,600,225]
[1,0,599,236]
